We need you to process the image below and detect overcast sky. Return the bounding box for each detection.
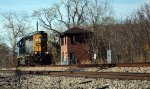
[0,0,148,18]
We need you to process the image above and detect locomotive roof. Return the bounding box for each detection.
[17,35,33,46]
[34,31,47,34]
[17,31,47,46]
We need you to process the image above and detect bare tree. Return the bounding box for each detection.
[33,0,113,64]
[1,12,30,66]
[0,43,12,68]
[98,2,150,63]
[87,0,113,27]
[33,0,113,32]
[33,0,89,36]
[86,0,113,63]
[129,2,150,62]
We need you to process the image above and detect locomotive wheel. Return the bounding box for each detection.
[43,54,52,65]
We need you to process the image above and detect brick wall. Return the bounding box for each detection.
[61,36,68,59]
[61,35,91,64]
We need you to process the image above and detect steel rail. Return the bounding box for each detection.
[18,62,150,68]
[1,69,150,80]
[47,71,150,80]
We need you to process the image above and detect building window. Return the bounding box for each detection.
[71,36,75,44]
[76,35,86,44]
[61,37,64,45]
[64,37,66,45]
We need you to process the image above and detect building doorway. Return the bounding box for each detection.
[70,52,76,64]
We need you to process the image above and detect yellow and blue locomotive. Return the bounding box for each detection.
[17,31,52,66]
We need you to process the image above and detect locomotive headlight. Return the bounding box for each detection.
[35,52,37,54]
[45,52,49,54]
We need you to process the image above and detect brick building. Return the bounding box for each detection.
[60,27,92,65]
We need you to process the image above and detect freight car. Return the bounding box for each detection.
[17,31,52,66]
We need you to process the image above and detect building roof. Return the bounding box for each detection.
[61,27,91,36]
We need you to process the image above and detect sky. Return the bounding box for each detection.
[112,0,149,19]
[0,0,148,33]
[0,0,148,18]
[0,0,148,45]
[0,0,58,13]
[0,0,148,29]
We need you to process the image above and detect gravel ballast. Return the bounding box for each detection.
[0,74,150,89]
[1,67,150,73]
[1,67,150,89]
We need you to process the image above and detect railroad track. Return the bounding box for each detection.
[19,62,150,67]
[1,69,150,80]
[1,63,150,80]
[1,63,150,72]
[13,71,150,80]
[0,62,149,71]
[52,71,150,80]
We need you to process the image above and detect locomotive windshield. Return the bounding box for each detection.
[35,37,47,41]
